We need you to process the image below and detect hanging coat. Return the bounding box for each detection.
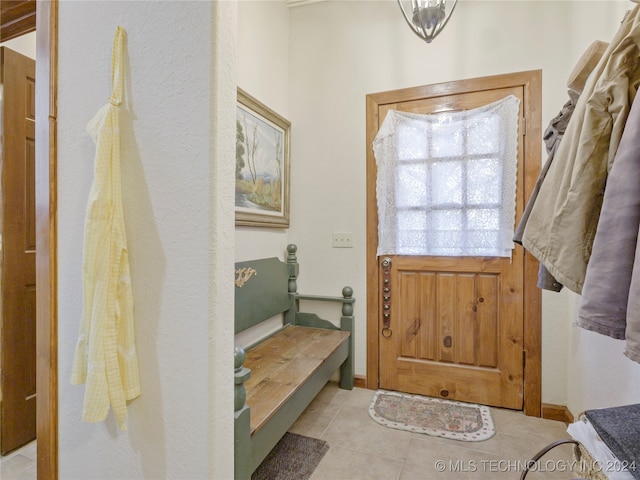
[71,26,141,429]
[514,91,579,292]
[577,91,640,364]
[520,5,640,294]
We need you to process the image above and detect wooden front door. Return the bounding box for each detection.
[366,71,542,413]
[1,46,37,454]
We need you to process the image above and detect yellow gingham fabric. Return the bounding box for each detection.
[71,26,140,430]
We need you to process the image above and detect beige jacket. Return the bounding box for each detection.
[521,5,640,294]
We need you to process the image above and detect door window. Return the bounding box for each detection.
[373,95,520,257]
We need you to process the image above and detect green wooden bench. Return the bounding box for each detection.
[233,244,355,480]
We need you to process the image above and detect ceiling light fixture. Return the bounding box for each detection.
[397,0,458,44]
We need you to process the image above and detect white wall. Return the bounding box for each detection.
[236,0,291,262]
[0,31,36,59]
[567,292,640,414]
[57,1,235,478]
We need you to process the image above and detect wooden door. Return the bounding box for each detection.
[366,72,542,413]
[1,46,37,454]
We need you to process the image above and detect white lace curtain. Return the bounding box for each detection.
[373,95,520,257]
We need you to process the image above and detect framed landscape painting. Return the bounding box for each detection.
[235,88,291,228]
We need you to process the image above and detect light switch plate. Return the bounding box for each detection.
[332,232,353,248]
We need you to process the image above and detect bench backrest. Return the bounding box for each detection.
[234,256,293,334]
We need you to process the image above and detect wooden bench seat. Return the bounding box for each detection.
[244,325,350,435]
[234,244,354,480]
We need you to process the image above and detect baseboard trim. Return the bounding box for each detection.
[354,375,366,389]
[542,403,574,424]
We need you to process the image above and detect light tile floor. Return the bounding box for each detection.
[0,440,36,480]
[0,384,576,480]
[292,384,576,480]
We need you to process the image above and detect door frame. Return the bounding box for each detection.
[365,70,542,417]
[34,0,58,478]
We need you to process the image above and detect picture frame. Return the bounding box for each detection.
[235,88,291,228]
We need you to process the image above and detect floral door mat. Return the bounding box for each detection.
[368,390,495,442]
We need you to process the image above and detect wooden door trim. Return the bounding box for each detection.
[35,0,58,478]
[365,70,542,416]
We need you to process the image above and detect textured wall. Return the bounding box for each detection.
[209,1,237,477]
[57,1,234,478]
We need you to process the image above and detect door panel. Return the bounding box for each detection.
[1,46,37,454]
[380,252,524,408]
[367,73,541,411]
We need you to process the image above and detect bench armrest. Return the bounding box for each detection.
[295,293,355,304]
[292,286,355,390]
[293,286,355,319]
